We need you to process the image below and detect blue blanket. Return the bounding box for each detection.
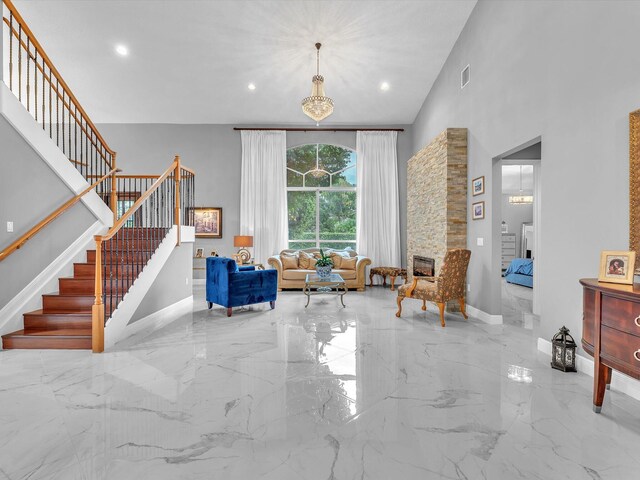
[505,258,533,276]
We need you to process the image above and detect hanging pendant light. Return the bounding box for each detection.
[509,166,533,204]
[302,43,334,124]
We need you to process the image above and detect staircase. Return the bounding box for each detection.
[1,232,144,349]
[0,0,196,352]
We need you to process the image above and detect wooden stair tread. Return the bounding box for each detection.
[24,309,91,317]
[3,328,91,337]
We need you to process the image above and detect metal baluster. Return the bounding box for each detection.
[56,78,59,147]
[26,36,30,112]
[18,23,21,102]
[9,13,13,91]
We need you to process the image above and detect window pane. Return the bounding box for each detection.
[318,145,354,174]
[288,191,317,241]
[287,145,317,182]
[305,171,330,187]
[319,191,356,242]
[319,241,357,251]
[332,165,356,187]
[287,169,303,187]
[289,241,316,250]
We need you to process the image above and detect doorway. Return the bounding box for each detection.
[493,139,541,326]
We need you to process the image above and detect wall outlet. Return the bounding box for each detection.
[476,237,484,246]
[467,284,471,292]
[6,221,13,233]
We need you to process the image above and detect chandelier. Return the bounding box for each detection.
[301,43,334,124]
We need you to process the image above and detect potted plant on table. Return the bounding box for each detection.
[315,249,334,278]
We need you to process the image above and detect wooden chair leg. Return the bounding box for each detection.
[437,302,446,327]
[390,274,397,291]
[226,307,233,317]
[421,299,427,311]
[459,298,468,320]
[369,271,374,287]
[382,275,387,287]
[395,296,404,317]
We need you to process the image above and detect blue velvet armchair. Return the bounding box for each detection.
[206,257,278,317]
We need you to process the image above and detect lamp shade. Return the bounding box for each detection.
[234,235,253,248]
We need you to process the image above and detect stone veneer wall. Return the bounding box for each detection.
[407,128,467,281]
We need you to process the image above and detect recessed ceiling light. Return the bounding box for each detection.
[380,82,390,91]
[115,44,128,57]
[248,83,256,91]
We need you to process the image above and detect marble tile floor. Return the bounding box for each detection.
[1,286,640,480]
[501,279,535,329]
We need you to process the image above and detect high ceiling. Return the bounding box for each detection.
[13,0,476,124]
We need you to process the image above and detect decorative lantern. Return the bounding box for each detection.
[551,326,577,372]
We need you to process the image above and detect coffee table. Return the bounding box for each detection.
[303,273,347,308]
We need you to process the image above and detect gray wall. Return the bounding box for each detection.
[0,115,95,310]
[98,124,412,268]
[129,243,193,323]
[411,0,639,343]
[501,195,533,257]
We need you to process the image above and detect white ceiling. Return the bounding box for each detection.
[12,0,476,124]
[502,165,534,194]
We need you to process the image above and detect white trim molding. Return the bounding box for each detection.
[538,338,640,402]
[466,305,503,325]
[0,221,106,340]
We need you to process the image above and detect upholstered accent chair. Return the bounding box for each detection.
[206,257,277,317]
[395,249,471,327]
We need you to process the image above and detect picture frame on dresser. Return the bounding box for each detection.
[598,250,636,285]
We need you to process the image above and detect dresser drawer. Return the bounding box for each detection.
[600,325,640,376]
[601,294,640,338]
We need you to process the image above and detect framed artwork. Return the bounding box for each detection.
[598,250,636,285]
[194,248,204,258]
[472,201,485,220]
[194,207,222,238]
[472,176,485,196]
[209,250,218,257]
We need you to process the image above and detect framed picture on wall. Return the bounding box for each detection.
[598,250,636,285]
[194,248,204,258]
[193,207,222,238]
[472,176,485,196]
[472,201,485,220]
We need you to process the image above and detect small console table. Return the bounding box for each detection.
[580,278,640,412]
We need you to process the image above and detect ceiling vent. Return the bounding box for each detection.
[461,65,470,89]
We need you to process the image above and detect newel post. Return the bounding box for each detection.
[174,155,181,246]
[92,236,105,353]
[110,152,118,225]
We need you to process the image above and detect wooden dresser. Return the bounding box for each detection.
[580,278,640,412]
[501,233,516,270]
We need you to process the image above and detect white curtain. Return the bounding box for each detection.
[240,130,288,264]
[356,131,401,283]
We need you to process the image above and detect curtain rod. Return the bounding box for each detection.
[233,127,404,132]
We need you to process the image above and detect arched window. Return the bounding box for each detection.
[287,144,356,250]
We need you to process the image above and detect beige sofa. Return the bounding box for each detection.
[268,248,371,291]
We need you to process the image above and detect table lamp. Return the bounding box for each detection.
[234,235,253,264]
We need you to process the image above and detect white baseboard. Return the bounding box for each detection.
[0,221,106,342]
[0,84,113,227]
[111,296,193,349]
[466,305,503,325]
[104,227,178,349]
[537,337,640,402]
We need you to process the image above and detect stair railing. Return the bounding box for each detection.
[92,156,195,353]
[0,168,120,262]
[1,0,119,221]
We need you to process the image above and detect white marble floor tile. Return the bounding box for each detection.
[1,285,639,479]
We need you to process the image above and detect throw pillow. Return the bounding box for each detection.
[330,252,350,269]
[281,253,299,270]
[299,251,317,269]
[340,256,357,270]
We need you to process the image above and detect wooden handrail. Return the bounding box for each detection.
[0,168,120,262]
[2,16,113,166]
[2,0,115,157]
[98,157,183,242]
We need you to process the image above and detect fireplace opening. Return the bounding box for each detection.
[413,255,435,278]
